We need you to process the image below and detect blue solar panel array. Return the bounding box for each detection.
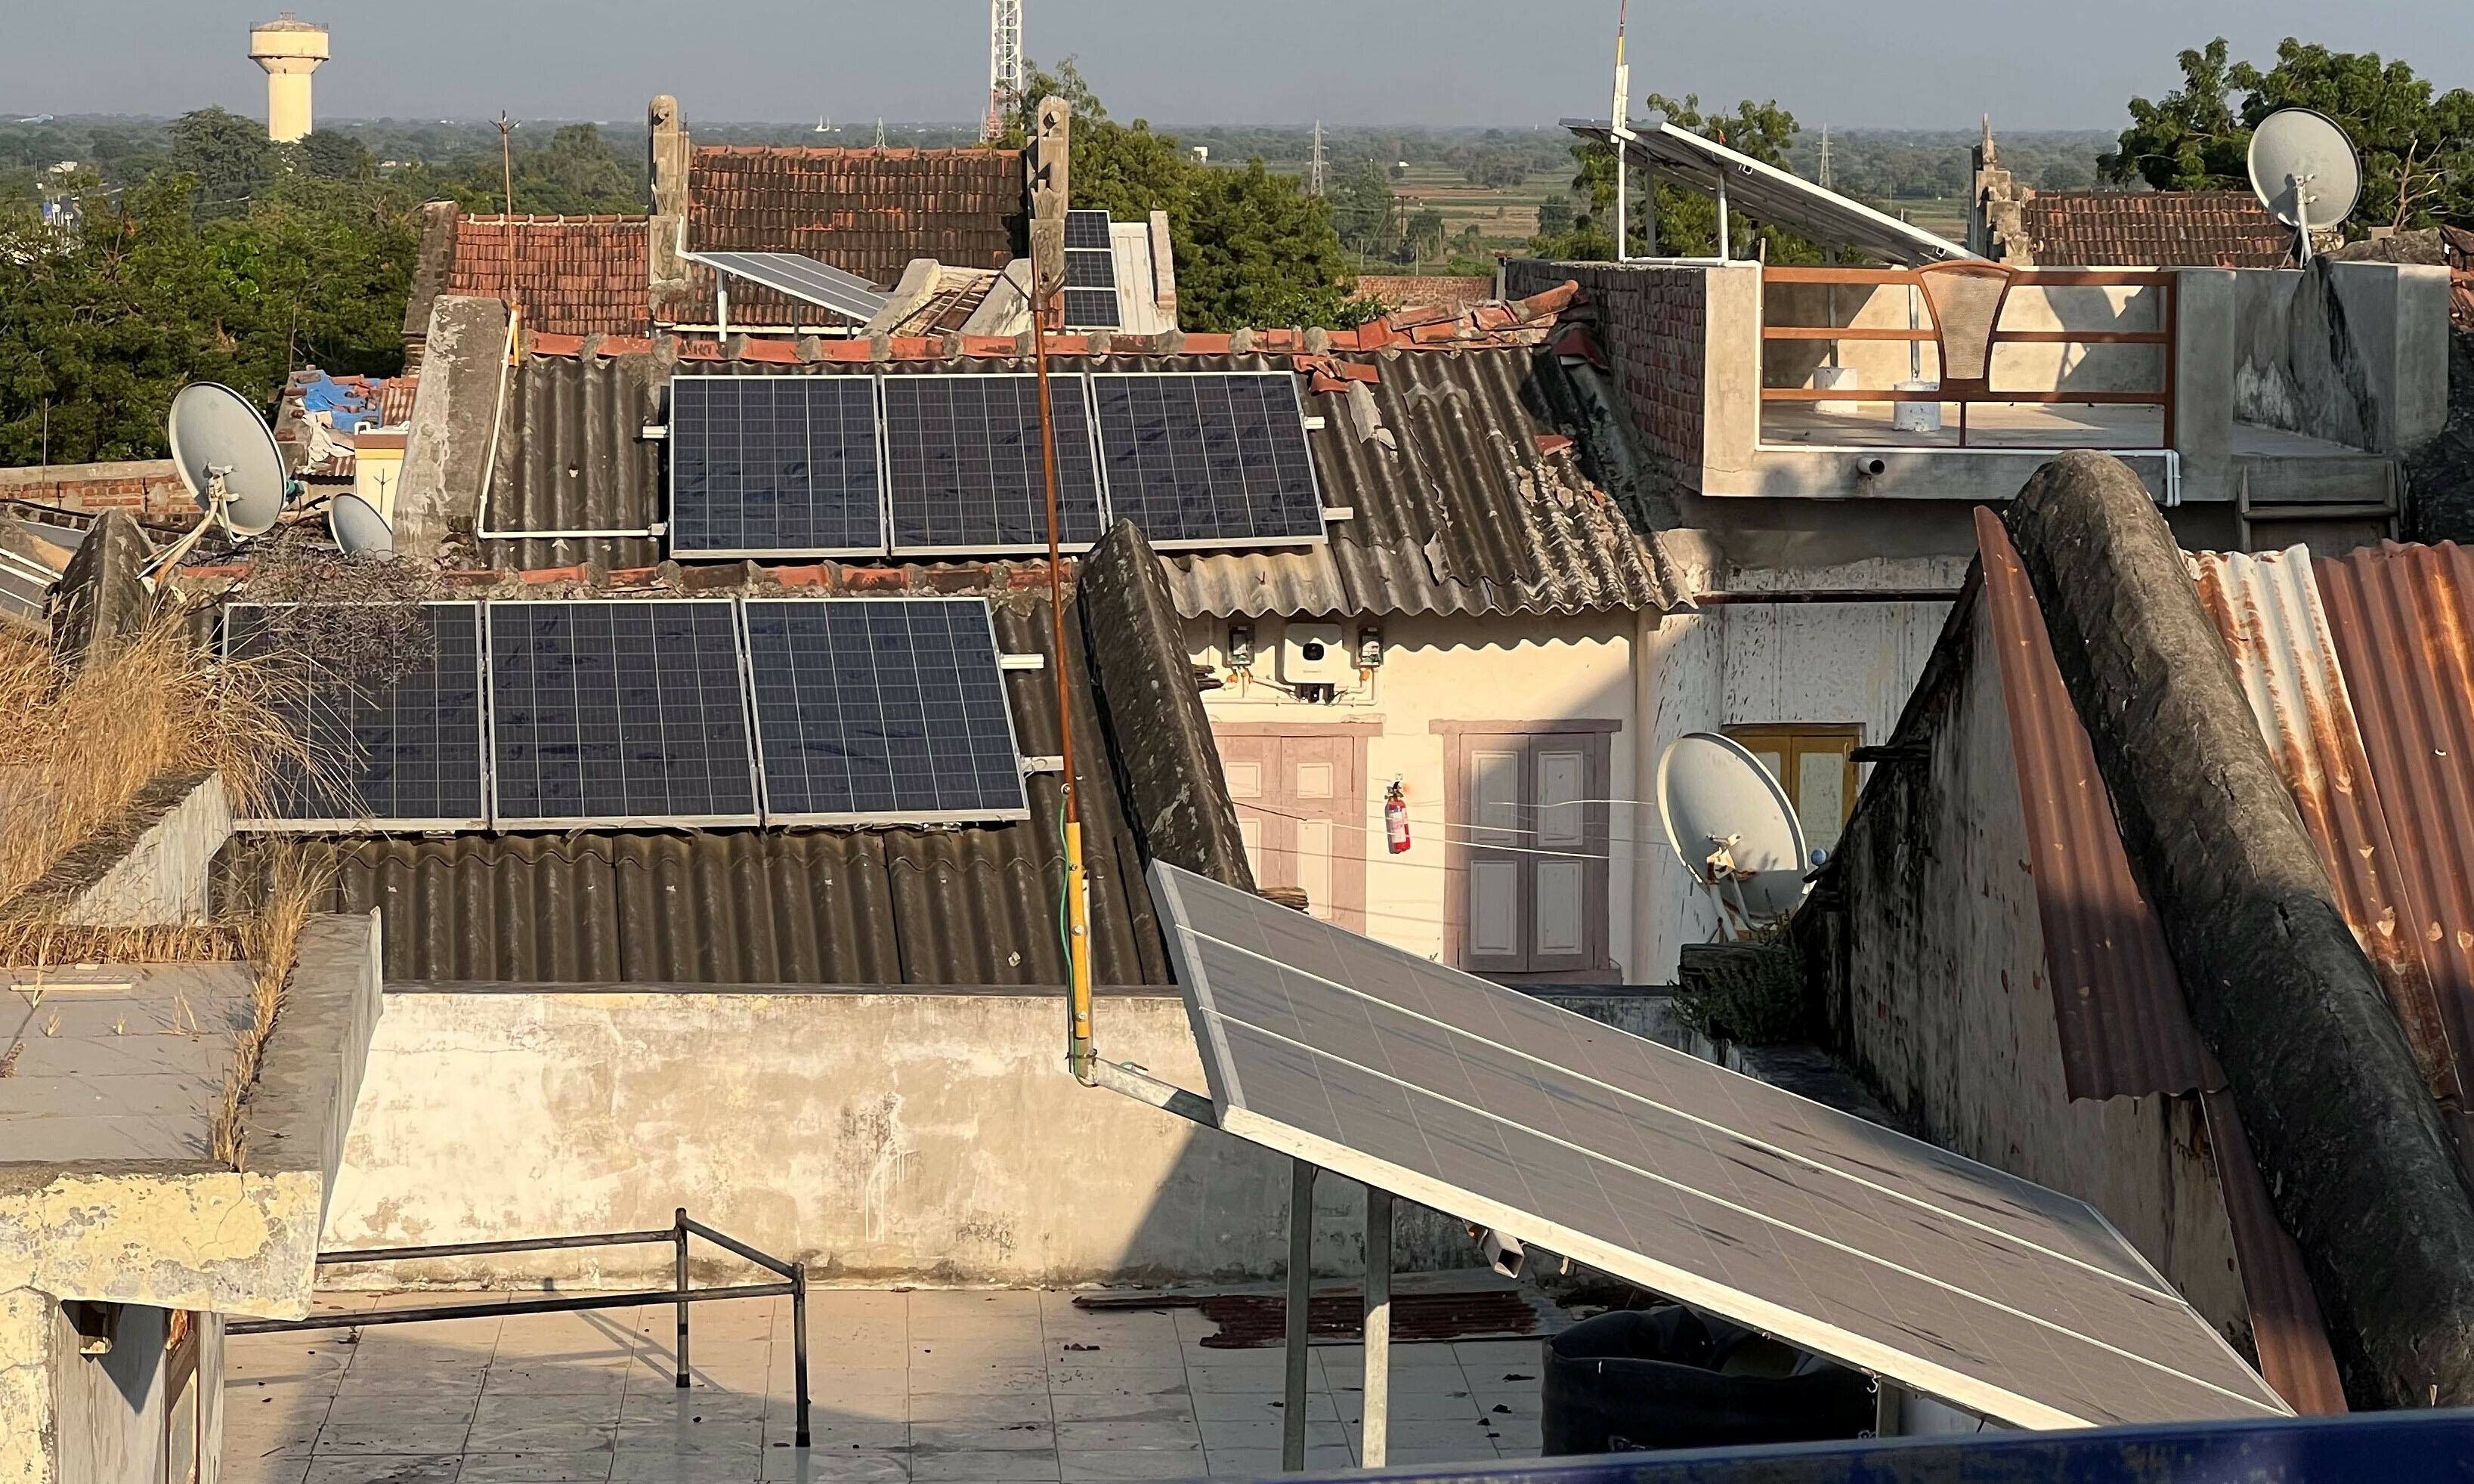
[225,598,1030,831]
[1090,373,1326,548]
[881,375,1107,555]
[744,600,1027,821]
[665,369,1331,560]
[670,376,883,557]
[223,603,490,827]
[488,601,760,825]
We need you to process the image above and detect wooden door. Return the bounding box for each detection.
[1457,732,1610,977]
[1217,731,1366,929]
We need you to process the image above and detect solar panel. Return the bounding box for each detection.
[1064,210,1115,250]
[1144,861,2293,1431]
[742,598,1028,823]
[693,251,891,321]
[1062,286,1121,329]
[670,376,885,558]
[487,601,759,826]
[1091,373,1326,548]
[880,374,1107,555]
[223,603,488,830]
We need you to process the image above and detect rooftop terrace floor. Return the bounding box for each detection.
[223,1284,1549,1483]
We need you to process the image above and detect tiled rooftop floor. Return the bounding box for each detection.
[223,1289,1545,1483]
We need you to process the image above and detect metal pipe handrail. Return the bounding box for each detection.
[229,1207,811,1449]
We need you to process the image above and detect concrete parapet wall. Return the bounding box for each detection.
[2231,261,2451,455]
[53,775,231,928]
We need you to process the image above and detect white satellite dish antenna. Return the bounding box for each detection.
[149,382,296,582]
[2248,108,2361,266]
[328,492,395,557]
[1658,731,1811,938]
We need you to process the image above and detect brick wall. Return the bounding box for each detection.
[0,461,189,521]
[1507,259,1706,493]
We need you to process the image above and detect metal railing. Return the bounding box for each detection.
[1759,266,2179,449]
[227,1207,812,1448]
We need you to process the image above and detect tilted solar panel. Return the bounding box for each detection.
[222,602,489,829]
[1062,286,1121,329]
[487,601,759,825]
[1091,373,1325,548]
[1145,861,2292,1431]
[1063,210,1115,250]
[881,374,1107,555]
[670,376,886,558]
[694,251,891,321]
[743,598,1028,823]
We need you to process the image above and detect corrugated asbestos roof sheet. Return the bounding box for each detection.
[680,147,1023,324]
[472,342,1678,617]
[445,215,654,338]
[1968,506,2345,1414]
[2019,191,2289,269]
[2309,541,2474,1149]
[214,599,1173,990]
[2191,549,2468,1128]
[1975,507,2210,1102]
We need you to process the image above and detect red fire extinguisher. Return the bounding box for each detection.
[1384,779,1412,854]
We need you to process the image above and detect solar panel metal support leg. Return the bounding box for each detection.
[1874,1377,1907,1437]
[1362,1186,1393,1469]
[1282,1159,1316,1472]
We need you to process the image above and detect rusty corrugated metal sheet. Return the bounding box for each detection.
[214,599,1172,989]
[2190,548,2465,1120]
[2312,540,2474,1149]
[473,345,1678,617]
[1975,506,2210,1101]
[2200,1089,2350,1414]
[1977,508,2346,1413]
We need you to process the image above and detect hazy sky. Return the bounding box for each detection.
[4,1,2468,131]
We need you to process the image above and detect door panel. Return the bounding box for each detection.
[1534,858,1587,957]
[1536,749,1585,847]
[1469,858,1522,958]
[1214,729,1368,931]
[1470,750,1521,843]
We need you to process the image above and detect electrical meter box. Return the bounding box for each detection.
[1278,622,1353,685]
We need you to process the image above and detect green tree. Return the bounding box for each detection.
[2104,37,2474,233]
[299,129,371,184]
[1006,59,1382,330]
[169,107,277,219]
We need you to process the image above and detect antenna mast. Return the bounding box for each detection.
[1609,0,1633,262]
[985,0,1025,142]
[1818,125,1832,190]
[1308,121,1327,197]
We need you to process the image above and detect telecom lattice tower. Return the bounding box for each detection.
[985,0,1025,142]
[1307,121,1327,197]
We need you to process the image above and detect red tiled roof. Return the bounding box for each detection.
[2019,191,2289,269]
[676,147,1023,325]
[445,215,652,337]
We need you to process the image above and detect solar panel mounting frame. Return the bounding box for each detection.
[1086,370,1331,552]
[483,598,766,830]
[879,372,1111,558]
[738,595,1033,827]
[666,374,891,560]
[221,599,493,833]
[1143,861,2291,1433]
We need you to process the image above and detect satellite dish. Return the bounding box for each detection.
[1658,731,1811,932]
[2248,109,2361,262]
[327,493,394,556]
[167,382,291,539]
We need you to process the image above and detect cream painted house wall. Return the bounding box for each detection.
[1186,611,1640,979]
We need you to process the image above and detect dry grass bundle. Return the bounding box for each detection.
[0,604,317,914]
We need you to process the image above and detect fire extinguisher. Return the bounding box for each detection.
[1384,779,1412,854]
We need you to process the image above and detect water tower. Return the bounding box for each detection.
[249,14,329,143]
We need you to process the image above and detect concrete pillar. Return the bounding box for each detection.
[249,17,329,144]
[2169,269,2235,504]
[1699,261,1765,497]
[648,95,692,317]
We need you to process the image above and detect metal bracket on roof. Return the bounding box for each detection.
[1321,506,1355,523]
[1303,416,1328,431]
[1022,755,1066,774]
[999,653,1047,671]
[642,424,669,441]
[1089,1056,1220,1128]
